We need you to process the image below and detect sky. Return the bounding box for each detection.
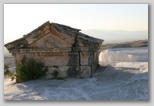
[4,4,148,44]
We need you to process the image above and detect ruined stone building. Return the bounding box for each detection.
[5,21,104,78]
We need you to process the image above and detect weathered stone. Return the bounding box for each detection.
[91,64,97,75]
[4,21,104,82]
[46,66,69,79]
[67,66,80,78]
[80,66,91,78]
[58,66,69,78]
[45,67,57,79]
[43,55,69,66]
[67,52,79,66]
[80,51,91,65]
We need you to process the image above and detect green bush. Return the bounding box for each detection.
[4,64,9,76]
[4,64,14,77]
[16,58,48,82]
[52,70,59,79]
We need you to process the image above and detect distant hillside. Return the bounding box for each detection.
[100,40,148,50]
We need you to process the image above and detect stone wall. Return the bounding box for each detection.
[14,47,99,79]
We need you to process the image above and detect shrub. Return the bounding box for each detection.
[51,70,59,79]
[4,64,9,76]
[16,58,48,82]
[4,64,14,77]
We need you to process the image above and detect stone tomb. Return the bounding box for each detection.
[5,21,104,80]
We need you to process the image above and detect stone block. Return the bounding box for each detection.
[58,66,69,78]
[67,52,79,66]
[80,52,91,65]
[43,54,69,66]
[67,66,80,78]
[45,66,69,79]
[80,66,91,78]
[91,64,97,75]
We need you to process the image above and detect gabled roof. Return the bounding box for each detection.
[23,21,51,38]
[53,22,81,32]
[52,22,103,44]
[5,21,104,51]
[78,32,103,44]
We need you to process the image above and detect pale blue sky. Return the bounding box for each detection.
[4,4,148,44]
